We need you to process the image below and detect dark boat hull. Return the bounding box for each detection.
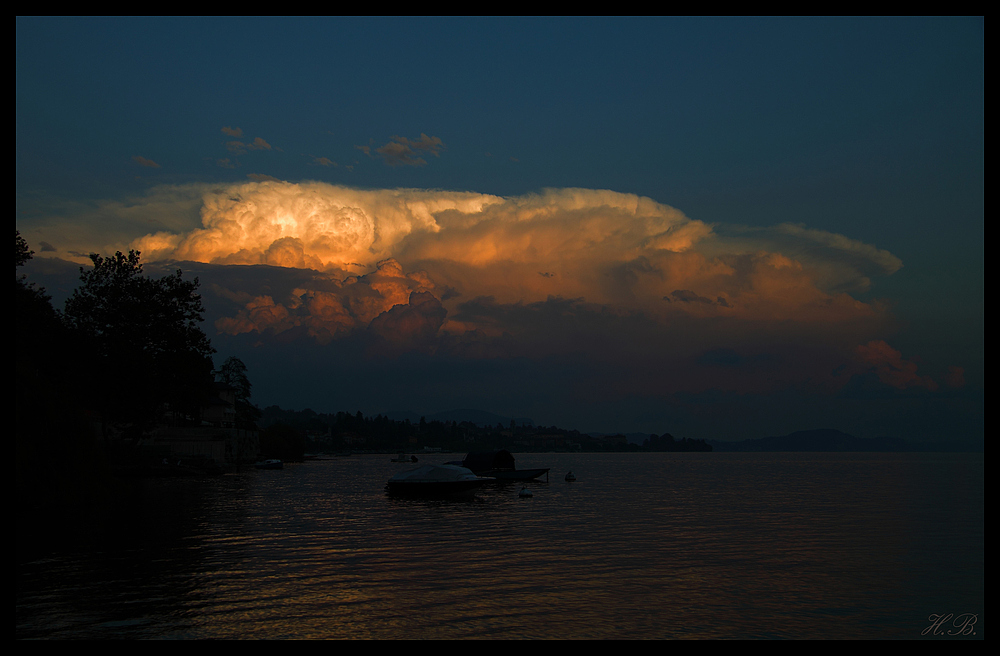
[479,468,550,481]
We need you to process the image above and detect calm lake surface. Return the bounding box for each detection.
[17,452,983,639]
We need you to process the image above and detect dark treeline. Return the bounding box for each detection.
[17,233,106,519]
[18,236,218,443]
[16,232,248,529]
[260,405,711,454]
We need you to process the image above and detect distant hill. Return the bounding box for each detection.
[707,429,980,452]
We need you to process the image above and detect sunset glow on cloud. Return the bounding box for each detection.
[18,177,957,436]
[854,340,938,391]
[17,16,981,441]
[63,179,926,400]
[122,181,894,341]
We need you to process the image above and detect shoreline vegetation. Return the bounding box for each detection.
[259,405,712,458]
[16,233,248,540]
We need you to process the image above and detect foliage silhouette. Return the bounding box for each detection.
[216,356,261,429]
[17,232,113,530]
[63,250,216,440]
[217,356,251,400]
[16,230,32,268]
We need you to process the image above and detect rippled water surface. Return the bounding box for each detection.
[17,452,983,639]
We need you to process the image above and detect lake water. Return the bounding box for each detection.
[16,452,983,639]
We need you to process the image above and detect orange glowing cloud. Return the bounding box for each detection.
[114,181,900,348]
[854,340,938,391]
[131,181,498,271]
[214,257,439,344]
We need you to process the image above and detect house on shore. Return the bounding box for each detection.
[147,382,260,465]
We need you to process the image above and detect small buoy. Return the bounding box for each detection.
[565,471,576,482]
[518,486,533,498]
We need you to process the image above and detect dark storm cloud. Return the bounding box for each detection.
[132,155,160,168]
[367,291,448,354]
[225,137,272,156]
[668,289,715,304]
[372,134,445,167]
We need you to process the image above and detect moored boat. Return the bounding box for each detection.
[386,464,491,498]
[452,450,550,481]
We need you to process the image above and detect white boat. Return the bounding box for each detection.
[254,459,283,470]
[385,464,490,498]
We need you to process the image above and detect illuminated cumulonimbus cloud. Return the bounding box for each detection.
[128,180,901,346]
[213,257,444,346]
[133,181,496,270]
[131,181,705,274]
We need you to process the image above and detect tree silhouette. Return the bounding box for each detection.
[17,232,103,520]
[217,356,251,401]
[16,230,66,375]
[216,356,260,429]
[16,230,32,268]
[64,250,216,440]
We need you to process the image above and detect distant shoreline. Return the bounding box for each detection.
[706,428,983,453]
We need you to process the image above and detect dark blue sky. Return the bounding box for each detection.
[16,17,983,442]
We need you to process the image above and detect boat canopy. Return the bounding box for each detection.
[463,449,516,473]
[389,464,478,483]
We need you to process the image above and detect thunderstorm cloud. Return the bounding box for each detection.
[27,180,928,394]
